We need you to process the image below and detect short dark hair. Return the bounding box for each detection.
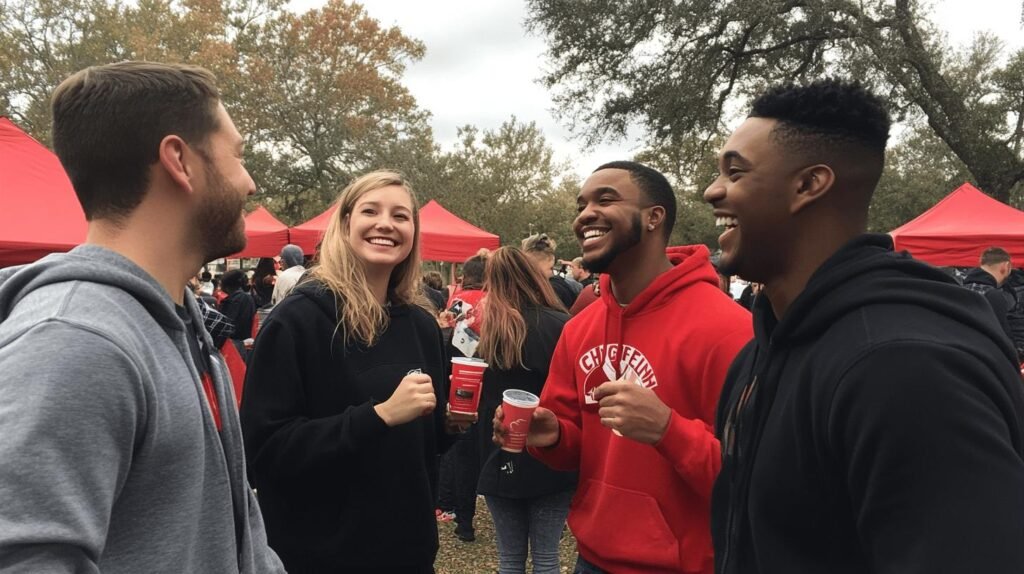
[423,270,444,290]
[51,61,222,221]
[749,79,890,169]
[593,160,676,240]
[462,254,488,288]
[221,269,247,293]
[981,247,1012,266]
[200,271,212,282]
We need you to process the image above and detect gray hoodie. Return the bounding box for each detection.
[0,245,284,573]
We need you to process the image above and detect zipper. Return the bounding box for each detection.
[720,367,761,573]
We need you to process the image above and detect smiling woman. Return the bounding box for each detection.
[240,171,472,573]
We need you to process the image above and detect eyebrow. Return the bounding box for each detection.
[721,150,749,164]
[358,200,412,211]
[577,186,622,202]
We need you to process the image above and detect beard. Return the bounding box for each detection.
[581,212,643,274]
[195,161,247,262]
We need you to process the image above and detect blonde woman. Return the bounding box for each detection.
[240,171,470,573]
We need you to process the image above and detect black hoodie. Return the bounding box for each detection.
[712,234,1024,574]
[962,266,1017,347]
[240,281,453,574]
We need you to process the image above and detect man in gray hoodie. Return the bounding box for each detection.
[0,62,284,573]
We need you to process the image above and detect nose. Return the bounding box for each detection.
[703,176,725,205]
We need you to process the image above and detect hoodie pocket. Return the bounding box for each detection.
[569,478,680,571]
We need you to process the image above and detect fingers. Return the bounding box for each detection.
[592,380,630,402]
[404,373,432,385]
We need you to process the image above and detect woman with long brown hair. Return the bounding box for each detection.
[476,246,578,574]
[240,170,468,573]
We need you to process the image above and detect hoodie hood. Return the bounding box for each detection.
[753,234,1017,363]
[0,244,183,331]
[598,244,719,317]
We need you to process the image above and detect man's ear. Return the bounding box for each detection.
[158,135,196,194]
[647,205,666,231]
[790,164,835,214]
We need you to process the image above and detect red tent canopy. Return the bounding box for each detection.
[419,200,500,262]
[229,206,290,258]
[890,183,1024,267]
[0,117,87,267]
[290,199,500,262]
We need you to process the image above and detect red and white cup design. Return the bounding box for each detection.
[449,357,487,415]
[501,389,540,453]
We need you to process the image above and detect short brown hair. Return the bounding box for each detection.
[51,61,222,221]
[981,247,1012,266]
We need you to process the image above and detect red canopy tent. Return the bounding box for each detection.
[0,117,87,267]
[228,206,290,258]
[290,199,500,262]
[890,182,1024,267]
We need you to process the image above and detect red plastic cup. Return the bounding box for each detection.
[449,357,487,415]
[501,389,540,453]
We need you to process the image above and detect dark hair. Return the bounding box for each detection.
[749,79,890,164]
[423,270,444,290]
[594,160,676,240]
[200,271,212,282]
[981,247,1012,266]
[51,61,222,221]
[461,254,488,289]
[221,269,247,293]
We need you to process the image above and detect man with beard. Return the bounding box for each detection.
[0,62,283,572]
[494,161,752,574]
[705,80,1024,574]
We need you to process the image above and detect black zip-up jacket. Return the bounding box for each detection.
[963,267,1017,347]
[240,282,453,574]
[476,305,578,499]
[712,234,1024,574]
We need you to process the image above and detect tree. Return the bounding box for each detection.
[526,0,1024,202]
[0,0,435,225]
[435,117,579,258]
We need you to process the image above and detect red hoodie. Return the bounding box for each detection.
[529,245,752,574]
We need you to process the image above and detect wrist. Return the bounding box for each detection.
[374,402,394,427]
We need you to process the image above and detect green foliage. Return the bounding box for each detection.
[526,0,1024,203]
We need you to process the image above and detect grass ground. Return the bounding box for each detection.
[434,497,577,573]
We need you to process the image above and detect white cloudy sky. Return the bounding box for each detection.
[290,0,1024,177]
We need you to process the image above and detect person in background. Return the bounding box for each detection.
[569,256,597,288]
[705,79,1024,574]
[0,61,282,572]
[240,170,473,573]
[522,233,579,310]
[963,247,1019,357]
[476,246,576,574]
[497,161,752,574]
[251,257,277,308]
[421,269,448,313]
[220,268,256,345]
[200,269,214,295]
[270,244,306,305]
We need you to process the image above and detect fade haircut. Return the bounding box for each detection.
[51,61,222,221]
[594,160,676,240]
[981,247,1012,266]
[749,79,891,193]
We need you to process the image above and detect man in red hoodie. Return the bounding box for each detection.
[495,161,752,574]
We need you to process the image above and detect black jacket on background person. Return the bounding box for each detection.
[219,289,255,341]
[962,266,1017,348]
[240,281,453,574]
[476,305,578,499]
[712,234,1024,574]
[549,275,578,310]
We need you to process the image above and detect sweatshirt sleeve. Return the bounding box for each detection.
[240,312,390,484]
[0,321,143,573]
[528,334,583,471]
[829,342,1024,573]
[653,323,751,499]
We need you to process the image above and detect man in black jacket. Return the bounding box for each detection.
[963,247,1020,358]
[704,79,1024,574]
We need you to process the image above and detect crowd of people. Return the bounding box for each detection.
[1,61,1023,574]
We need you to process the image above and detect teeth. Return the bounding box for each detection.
[583,229,606,239]
[368,238,396,246]
[716,216,738,228]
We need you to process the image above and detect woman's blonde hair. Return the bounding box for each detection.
[309,170,422,346]
[477,246,566,370]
